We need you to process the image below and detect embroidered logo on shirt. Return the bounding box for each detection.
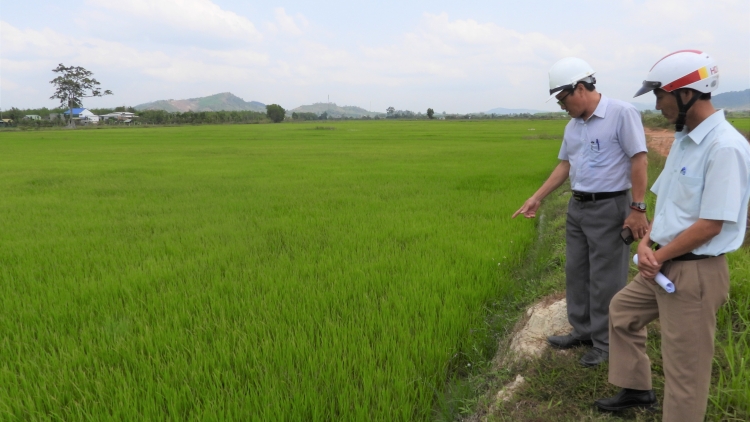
[680,167,687,175]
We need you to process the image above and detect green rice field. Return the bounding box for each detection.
[728,117,750,137]
[0,120,564,420]
[728,116,749,129]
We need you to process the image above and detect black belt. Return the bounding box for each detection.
[654,244,722,261]
[672,253,720,261]
[572,190,627,202]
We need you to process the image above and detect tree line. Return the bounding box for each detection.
[5,64,747,131]
[136,110,267,125]
[0,106,581,129]
[0,107,269,127]
[11,105,743,130]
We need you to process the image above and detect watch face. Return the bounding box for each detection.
[632,202,646,210]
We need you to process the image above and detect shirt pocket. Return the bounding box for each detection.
[587,138,611,167]
[670,174,703,216]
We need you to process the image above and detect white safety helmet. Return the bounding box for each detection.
[635,50,719,131]
[547,57,596,102]
[634,50,719,98]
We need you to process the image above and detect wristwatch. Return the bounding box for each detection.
[630,202,647,212]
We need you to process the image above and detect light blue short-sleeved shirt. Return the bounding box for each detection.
[650,110,750,255]
[558,95,648,193]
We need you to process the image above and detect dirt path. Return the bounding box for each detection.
[645,127,674,157]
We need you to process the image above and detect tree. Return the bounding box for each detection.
[49,64,112,127]
[6,107,22,121]
[386,106,395,117]
[427,108,434,119]
[266,104,286,123]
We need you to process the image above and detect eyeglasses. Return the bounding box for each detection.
[556,91,572,107]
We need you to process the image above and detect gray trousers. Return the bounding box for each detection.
[565,192,631,351]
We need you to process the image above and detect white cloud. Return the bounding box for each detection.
[0,77,19,91]
[1,3,748,111]
[268,8,307,36]
[1,58,56,75]
[0,21,75,56]
[142,61,250,83]
[641,0,694,21]
[89,0,263,42]
[0,20,272,108]
[2,21,171,71]
[196,49,270,68]
[419,13,582,59]
[563,0,750,98]
[349,13,582,88]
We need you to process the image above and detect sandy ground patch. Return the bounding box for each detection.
[645,127,674,157]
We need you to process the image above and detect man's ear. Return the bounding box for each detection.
[678,89,696,103]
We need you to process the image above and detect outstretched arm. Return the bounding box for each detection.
[512,160,570,219]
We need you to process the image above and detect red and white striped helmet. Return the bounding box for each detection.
[634,50,719,97]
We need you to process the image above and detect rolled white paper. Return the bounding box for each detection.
[633,254,675,293]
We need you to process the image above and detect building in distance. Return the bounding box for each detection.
[63,108,100,124]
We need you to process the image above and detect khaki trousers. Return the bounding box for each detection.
[608,256,729,422]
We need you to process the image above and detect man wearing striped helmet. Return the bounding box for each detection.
[596,50,750,421]
[513,57,649,368]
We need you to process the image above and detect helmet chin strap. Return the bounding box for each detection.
[673,89,701,132]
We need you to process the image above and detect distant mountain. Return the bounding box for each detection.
[486,107,543,115]
[629,90,750,111]
[134,92,266,112]
[713,89,750,110]
[630,102,656,111]
[291,103,381,118]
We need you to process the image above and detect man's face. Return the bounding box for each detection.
[654,89,679,123]
[556,85,583,118]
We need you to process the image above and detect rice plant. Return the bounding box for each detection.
[0,120,564,421]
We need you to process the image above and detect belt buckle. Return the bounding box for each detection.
[573,192,583,201]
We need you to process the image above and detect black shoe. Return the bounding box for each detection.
[595,388,657,412]
[579,347,609,368]
[547,334,593,349]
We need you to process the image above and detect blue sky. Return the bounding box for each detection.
[2,0,748,112]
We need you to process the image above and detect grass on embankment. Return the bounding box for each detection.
[463,149,750,421]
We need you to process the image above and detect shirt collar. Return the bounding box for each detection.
[592,94,608,119]
[683,109,725,145]
[575,94,608,122]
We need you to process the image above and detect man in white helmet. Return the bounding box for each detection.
[595,50,750,421]
[513,57,649,367]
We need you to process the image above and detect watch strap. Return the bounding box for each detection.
[630,202,647,212]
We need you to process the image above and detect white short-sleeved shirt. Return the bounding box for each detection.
[650,110,750,255]
[558,95,648,192]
